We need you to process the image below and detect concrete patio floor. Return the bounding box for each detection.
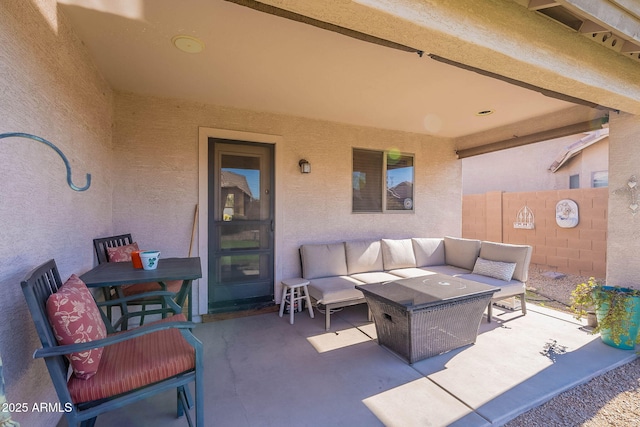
[58,303,637,427]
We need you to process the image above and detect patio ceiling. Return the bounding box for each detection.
[58,0,606,144]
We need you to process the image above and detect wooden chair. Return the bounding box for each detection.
[93,233,183,325]
[21,259,203,427]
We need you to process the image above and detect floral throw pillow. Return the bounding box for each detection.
[46,274,107,379]
[106,242,139,262]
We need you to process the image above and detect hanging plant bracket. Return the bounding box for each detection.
[0,132,91,191]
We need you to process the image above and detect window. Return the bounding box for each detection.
[352,148,414,213]
[569,174,580,189]
[592,171,608,188]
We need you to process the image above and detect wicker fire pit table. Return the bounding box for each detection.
[356,274,499,364]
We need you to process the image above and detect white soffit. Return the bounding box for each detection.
[57,0,586,139]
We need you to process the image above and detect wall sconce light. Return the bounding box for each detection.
[299,159,311,174]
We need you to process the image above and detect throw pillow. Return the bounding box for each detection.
[472,258,517,282]
[46,274,107,379]
[107,242,139,262]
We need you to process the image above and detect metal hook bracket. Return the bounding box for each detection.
[0,132,91,191]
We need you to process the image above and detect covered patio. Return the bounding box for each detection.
[2,1,640,426]
[55,304,636,426]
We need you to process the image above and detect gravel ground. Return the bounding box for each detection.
[504,267,640,426]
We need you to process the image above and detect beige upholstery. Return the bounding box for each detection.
[306,276,364,305]
[479,241,532,282]
[298,237,531,330]
[350,271,403,284]
[381,239,416,270]
[412,238,446,267]
[443,236,481,270]
[301,243,348,279]
[345,240,384,274]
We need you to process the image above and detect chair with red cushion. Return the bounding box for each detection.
[93,233,184,326]
[21,259,204,427]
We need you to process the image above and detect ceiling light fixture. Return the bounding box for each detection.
[172,35,205,54]
[476,110,494,116]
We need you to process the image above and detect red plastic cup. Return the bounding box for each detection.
[131,251,143,269]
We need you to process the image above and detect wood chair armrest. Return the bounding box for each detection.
[34,320,196,359]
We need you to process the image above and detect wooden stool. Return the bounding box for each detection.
[279,278,314,324]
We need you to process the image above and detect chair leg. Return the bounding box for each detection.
[278,286,288,318]
[177,386,194,427]
[289,287,295,325]
[140,303,146,325]
[520,294,527,315]
[325,306,331,331]
[303,285,314,319]
[102,287,112,321]
[184,385,194,409]
[80,417,97,427]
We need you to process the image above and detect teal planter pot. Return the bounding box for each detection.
[596,288,640,350]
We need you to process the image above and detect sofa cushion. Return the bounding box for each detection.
[350,271,403,284]
[307,276,365,305]
[412,238,445,267]
[301,243,348,279]
[345,240,384,274]
[458,273,525,299]
[479,241,532,282]
[443,236,481,270]
[381,239,416,270]
[421,265,472,277]
[67,314,194,404]
[472,257,517,282]
[46,275,107,380]
[387,268,437,279]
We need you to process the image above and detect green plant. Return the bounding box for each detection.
[571,277,640,347]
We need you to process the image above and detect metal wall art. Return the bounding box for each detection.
[556,199,579,228]
[0,132,91,191]
[613,175,639,216]
[514,205,535,229]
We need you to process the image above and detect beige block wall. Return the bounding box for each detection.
[113,92,462,307]
[607,112,640,288]
[0,1,113,426]
[463,188,608,278]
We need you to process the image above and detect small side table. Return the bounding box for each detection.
[279,278,314,325]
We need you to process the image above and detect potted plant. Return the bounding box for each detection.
[571,277,640,349]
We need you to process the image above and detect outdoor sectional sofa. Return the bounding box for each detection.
[298,236,533,330]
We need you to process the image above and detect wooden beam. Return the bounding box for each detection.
[428,54,608,110]
[621,40,640,53]
[528,0,559,11]
[455,118,607,159]
[579,20,608,33]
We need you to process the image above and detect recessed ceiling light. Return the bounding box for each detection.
[172,35,205,54]
[476,110,494,116]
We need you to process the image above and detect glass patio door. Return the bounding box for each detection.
[208,139,274,313]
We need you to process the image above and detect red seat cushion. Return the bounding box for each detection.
[67,314,195,404]
[46,275,107,380]
[122,280,183,297]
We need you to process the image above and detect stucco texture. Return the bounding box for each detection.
[0,1,113,425]
[113,92,462,303]
[607,112,640,288]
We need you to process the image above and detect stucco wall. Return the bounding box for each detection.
[607,112,640,288]
[113,92,462,309]
[0,1,113,426]
[462,135,609,195]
